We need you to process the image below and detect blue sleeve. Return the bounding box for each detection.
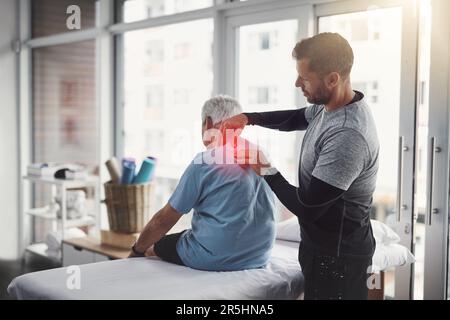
[168,162,203,214]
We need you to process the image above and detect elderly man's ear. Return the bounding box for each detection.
[202,116,216,147]
[204,117,214,130]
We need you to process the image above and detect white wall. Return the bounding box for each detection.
[0,0,19,259]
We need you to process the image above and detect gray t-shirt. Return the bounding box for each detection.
[299,93,379,257]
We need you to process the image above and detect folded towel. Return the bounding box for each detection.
[45,248,61,260]
[45,228,87,251]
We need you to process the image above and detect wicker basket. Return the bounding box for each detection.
[104,181,153,233]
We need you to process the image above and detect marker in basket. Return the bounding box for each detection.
[146,156,157,181]
[105,157,121,184]
[132,157,156,184]
[121,159,136,184]
[122,157,136,167]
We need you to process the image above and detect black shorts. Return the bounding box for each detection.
[298,242,372,300]
[153,230,186,266]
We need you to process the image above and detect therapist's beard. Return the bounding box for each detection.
[307,83,332,105]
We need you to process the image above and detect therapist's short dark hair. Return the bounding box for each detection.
[292,32,354,78]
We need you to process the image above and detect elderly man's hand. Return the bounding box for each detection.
[128,251,138,258]
[220,114,248,133]
[144,246,156,257]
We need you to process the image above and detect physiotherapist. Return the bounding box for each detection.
[221,33,380,300]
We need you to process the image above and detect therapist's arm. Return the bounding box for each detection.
[221,108,309,133]
[129,203,182,257]
[264,129,367,223]
[235,131,368,224]
[244,108,309,131]
[264,173,345,224]
[234,147,344,224]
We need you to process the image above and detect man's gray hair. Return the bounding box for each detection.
[201,95,242,125]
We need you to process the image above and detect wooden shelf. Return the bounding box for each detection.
[25,208,96,227]
[63,236,131,260]
[24,207,54,219]
[23,175,98,188]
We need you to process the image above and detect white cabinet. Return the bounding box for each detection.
[94,253,110,263]
[20,175,101,263]
[62,243,96,266]
[62,242,110,266]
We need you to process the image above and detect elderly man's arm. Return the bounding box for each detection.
[129,203,182,257]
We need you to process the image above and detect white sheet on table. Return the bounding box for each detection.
[8,240,303,300]
[8,240,414,300]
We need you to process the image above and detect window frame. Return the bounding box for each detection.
[19,0,450,302]
[20,0,318,244]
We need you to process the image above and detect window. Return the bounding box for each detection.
[146,0,165,17]
[373,31,380,40]
[372,81,378,90]
[173,88,189,105]
[122,19,213,214]
[33,40,98,171]
[32,0,98,38]
[320,7,402,298]
[248,86,278,105]
[145,130,165,153]
[145,85,164,108]
[238,20,299,220]
[370,81,380,104]
[352,81,379,104]
[32,40,98,240]
[174,42,192,60]
[248,31,279,51]
[145,40,164,63]
[260,32,270,50]
[351,19,369,41]
[320,13,382,43]
[352,82,368,93]
[370,19,382,41]
[119,0,213,23]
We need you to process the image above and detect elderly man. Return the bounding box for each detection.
[129,95,276,271]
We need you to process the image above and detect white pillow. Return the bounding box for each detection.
[371,243,415,272]
[276,217,401,246]
[276,217,301,242]
[370,219,401,245]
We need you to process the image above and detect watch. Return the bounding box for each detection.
[131,242,146,257]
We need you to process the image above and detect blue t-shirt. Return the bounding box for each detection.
[168,144,276,271]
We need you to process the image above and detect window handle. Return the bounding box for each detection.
[427,137,441,226]
[396,136,408,222]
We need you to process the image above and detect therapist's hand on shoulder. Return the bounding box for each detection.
[220,113,248,132]
[234,145,273,176]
